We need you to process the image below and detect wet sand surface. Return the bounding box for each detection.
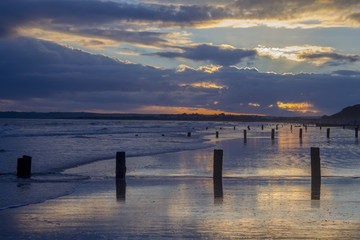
[1,139,360,239]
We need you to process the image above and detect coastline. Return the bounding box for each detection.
[1,137,360,239]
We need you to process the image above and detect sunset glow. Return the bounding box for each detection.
[1,0,360,116]
[277,101,319,114]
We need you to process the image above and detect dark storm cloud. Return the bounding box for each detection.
[1,37,360,115]
[348,12,360,23]
[299,52,360,66]
[332,70,360,76]
[0,0,230,38]
[231,0,360,20]
[153,44,257,66]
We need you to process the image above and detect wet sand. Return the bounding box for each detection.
[1,139,360,239]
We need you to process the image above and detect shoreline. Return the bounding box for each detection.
[1,134,360,238]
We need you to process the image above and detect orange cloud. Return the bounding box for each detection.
[277,101,318,114]
[179,82,226,89]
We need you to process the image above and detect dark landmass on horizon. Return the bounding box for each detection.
[1,104,359,125]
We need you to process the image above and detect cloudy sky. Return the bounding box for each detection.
[1,0,360,116]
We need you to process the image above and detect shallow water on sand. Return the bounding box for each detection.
[1,175,360,239]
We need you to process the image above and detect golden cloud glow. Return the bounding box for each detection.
[248,102,260,107]
[177,64,222,73]
[179,82,226,89]
[17,27,119,50]
[277,101,318,113]
[255,45,334,64]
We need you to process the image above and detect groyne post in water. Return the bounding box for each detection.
[271,129,275,140]
[311,147,321,200]
[17,155,32,178]
[216,131,219,138]
[213,149,223,180]
[299,128,303,139]
[243,129,247,143]
[187,132,191,137]
[327,128,330,139]
[261,125,264,130]
[355,127,358,138]
[116,152,126,181]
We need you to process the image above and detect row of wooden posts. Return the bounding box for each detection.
[115,148,322,199]
[17,126,358,179]
[16,148,322,200]
[187,126,359,140]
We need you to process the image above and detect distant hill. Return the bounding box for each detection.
[324,104,360,124]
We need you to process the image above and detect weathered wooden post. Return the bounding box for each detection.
[243,129,247,143]
[311,147,321,200]
[271,129,275,140]
[216,131,219,138]
[356,127,358,138]
[17,155,32,178]
[213,149,223,180]
[290,125,293,132]
[299,128,303,139]
[276,124,278,130]
[327,128,330,138]
[116,152,126,180]
[261,125,264,130]
[187,132,191,137]
[247,125,250,130]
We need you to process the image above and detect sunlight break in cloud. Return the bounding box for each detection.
[277,101,318,114]
[248,103,260,107]
[179,82,226,89]
[255,45,334,62]
[177,64,222,73]
[256,45,360,66]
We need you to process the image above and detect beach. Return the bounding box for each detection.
[1,138,360,239]
[1,120,360,239]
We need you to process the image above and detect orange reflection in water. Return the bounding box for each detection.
[9,179,360,239]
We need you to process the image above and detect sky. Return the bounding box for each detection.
[1,0,360,116]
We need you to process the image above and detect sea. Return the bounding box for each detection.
[0,118,359,210]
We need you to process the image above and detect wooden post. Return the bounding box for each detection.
[247,125,250,130]
[187,132,191,137]
[299,128,303,139]
[311,147,321,200]
[116,152,126,180]
[276,124,278,130]
[271,129,275,140]
[327,128,330,138]
[243,129,247,143]
[213,149,223,180]
[234,126,236,130]
[17,155,32,178]
[216,131,219,138]
[290,125,293,132]
[356,128,359,138]
[261,125,264,130]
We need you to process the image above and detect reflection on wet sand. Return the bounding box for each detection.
[4,178,360,239]
[116,179,126,202]
[213,178,223,204]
